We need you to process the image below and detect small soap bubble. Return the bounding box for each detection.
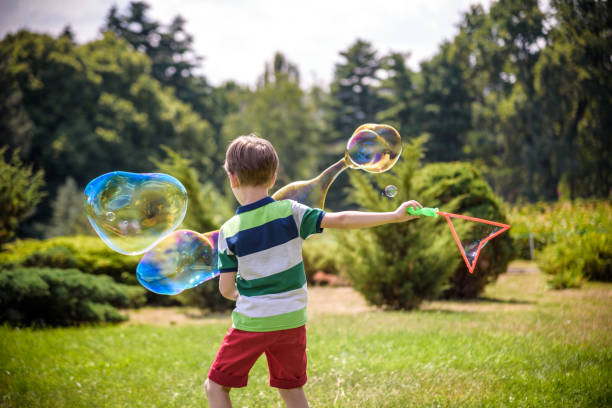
[137,230,219,295]
[84,171,188,255]
[384,185,398,198]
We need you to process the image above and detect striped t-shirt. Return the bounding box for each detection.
[217,196,325,332]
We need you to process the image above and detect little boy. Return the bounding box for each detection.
[205,135,422,408]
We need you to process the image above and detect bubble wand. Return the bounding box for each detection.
[406,207,510,274]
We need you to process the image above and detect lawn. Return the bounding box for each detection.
[1,263,610,407]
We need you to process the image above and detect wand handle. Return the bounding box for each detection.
[407,207,439,218]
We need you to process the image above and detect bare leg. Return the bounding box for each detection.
[205,379,232,408]
[278,387,309,408]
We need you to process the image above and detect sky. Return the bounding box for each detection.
[0,0,493,88]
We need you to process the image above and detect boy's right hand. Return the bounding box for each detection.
[394,200,423,222]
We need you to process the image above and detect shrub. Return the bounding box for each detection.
[336,139,514,309]
[508,200,612,287]
[0,236,140,285]
[537,230,612,289]
[0,146,46,247]
[0,267,146,326]
[0,236,237,310]
[413,162,515,298]
[302,234,343,282]
[336,139,457,309]
[173,278,234,313]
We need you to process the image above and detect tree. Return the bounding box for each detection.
[221,52,322,186]
[0,147,45,247]
[151,146,233,233]
[42,178,92,238]
[414,41,474,162]
[328,39,384,144]
[104,2,213,120]
[0,30,217,234]
[534,0,612,198]
[376,52,420,141]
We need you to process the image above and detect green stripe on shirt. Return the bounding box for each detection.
[236,262,306,296]
[232,307,307,332]
[222,200,293,238]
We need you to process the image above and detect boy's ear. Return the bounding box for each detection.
[268,173,277,189]
[228,172,240,188]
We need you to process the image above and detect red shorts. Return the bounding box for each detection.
[207,325,307,389]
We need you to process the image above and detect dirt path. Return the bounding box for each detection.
[123,263,543,326]
[122,286,375,326]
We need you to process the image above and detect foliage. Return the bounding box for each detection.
[0,30,217,233]
[0,146,46,247]
[151,146,233,232]
[174,278,234,313]
[0,267,146,326]
[508,200,612,288]
[336,137,513,308]
[335,138,454,309]
[104,1,214,118]
[0,235,235,310]
[301,234,343,281]
[0,236,140,285]
[221,52,323,186]
[412,162,515,298]
[41,177,93,238]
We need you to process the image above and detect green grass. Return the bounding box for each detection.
[1,266,611,407]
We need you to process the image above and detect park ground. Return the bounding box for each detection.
[1,261,610,407]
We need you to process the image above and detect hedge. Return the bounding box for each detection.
[0,267,146,326]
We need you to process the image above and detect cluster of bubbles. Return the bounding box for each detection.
[84,124,403,295]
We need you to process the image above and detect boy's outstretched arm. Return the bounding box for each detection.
[320,200,423,230]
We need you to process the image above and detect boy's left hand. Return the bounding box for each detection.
[394,200,423,222]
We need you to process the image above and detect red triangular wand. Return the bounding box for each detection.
[407,207,511,274]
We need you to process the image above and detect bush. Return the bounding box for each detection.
[0,146,46,247]
[413,162,515,298]
[508,200,612,287]
[0,236,140,285]
[0,236,237,309]
[173,278,234,313]
[302,234,343,282]
[336,139,514,309]
[0,267,146,326]
[336,139,457,309]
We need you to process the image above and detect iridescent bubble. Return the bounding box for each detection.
[345,124,402,173]
[464,228,500,268]
[384,185,398,198]
[137,230,219,295]
[84,171,188,255]
[273,123,402,209]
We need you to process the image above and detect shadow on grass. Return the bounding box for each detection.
[418,296,534,314]
[473,296,532,305]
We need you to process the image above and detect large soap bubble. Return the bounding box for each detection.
[345,124,402,173]
[84,171,188,255]
[136,230,219,295]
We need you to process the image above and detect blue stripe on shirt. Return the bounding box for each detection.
[225,215,299,257]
